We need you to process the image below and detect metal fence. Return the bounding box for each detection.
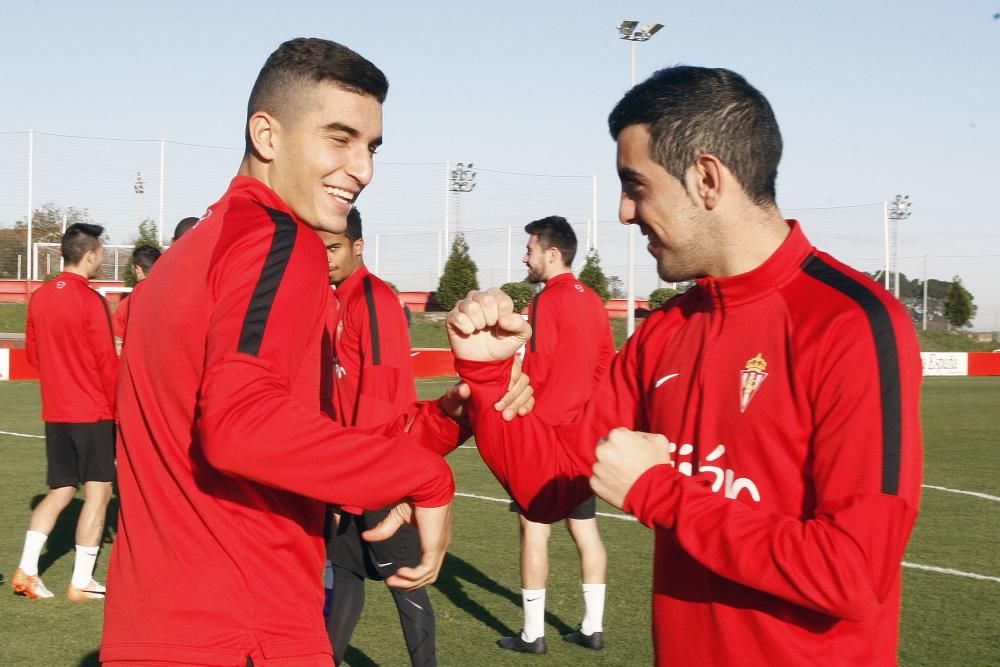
[1,130,997,330]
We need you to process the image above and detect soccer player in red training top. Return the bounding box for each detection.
[447,66,923,666]
[320,208,438,667]
[13,223,117,602]
[112,244,161,350]
[100,39,530,667]
[497,216,614,655]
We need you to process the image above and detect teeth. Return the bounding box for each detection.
[323,186,354,201]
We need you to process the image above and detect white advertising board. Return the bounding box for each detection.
[920,352,968,376]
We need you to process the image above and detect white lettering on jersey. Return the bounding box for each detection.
[665,439,761,502]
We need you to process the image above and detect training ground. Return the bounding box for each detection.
[1,377,998,665]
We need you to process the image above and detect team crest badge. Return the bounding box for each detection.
[739,353,768,413]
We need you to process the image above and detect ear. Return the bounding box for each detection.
[247,111,278,162]
[354,239,364,258]
[688,154,725,211]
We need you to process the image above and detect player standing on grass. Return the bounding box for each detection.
[320,208,439,667]
[112,244,161,350]
[99,38,531,666]
[497,216,614,655]
[446,66,923,665]
[13,222,117,602]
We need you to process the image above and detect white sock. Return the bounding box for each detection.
[581,583,606,635]
[18,531,48,576]
[71,545,100,589]
[521,588,546,641]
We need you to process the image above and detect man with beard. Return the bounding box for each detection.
[496,216,614,655]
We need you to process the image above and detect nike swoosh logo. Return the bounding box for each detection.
[526,597,541,602]
[376,561,393,568]
[655,373,680,388]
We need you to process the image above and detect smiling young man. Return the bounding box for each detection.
[498,216,614,655]
[100,39,530,667]
[445,66,923,665]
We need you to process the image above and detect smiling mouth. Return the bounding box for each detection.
[324,186,355,206]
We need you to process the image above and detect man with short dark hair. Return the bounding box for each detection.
[320,208,438,667]
[13,222,117,603]
[113,245,161,348]
[497,216,613,655]
[447,66,923,665]
[101,38,531,666]
[171,216,199,242]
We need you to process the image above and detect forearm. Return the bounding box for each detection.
[458,357,596,523]
[625,465,917,621]
[199,354,454,509]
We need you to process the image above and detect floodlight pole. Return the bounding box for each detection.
[618,20,663,336]
[886,194,912,299]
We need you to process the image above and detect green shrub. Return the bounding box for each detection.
[434,233,479,311]
[647,287,679,310]
[500,282,537,312]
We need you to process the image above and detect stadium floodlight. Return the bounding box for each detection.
[617,20,638,37]
[617,19,665,337]
[644,23,664,37]
[134,171,146,195]
[887,194,912,298]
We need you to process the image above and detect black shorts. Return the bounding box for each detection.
[509,494,596,522]
[45,421,116,488]
[329,507,420,581]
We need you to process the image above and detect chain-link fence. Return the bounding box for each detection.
[1,130,997,330]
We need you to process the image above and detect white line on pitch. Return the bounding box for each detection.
[902,562,1000,583]
[0,430,43,439]
[455,491,636,522]
[922,484,1000,503]
[453,492,999,582]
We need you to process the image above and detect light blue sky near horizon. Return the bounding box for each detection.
[1,0,998,327]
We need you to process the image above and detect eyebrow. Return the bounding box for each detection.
[322,122,383,149]
[618,167,646,184]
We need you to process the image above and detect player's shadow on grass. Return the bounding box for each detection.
[30,488,119,577]
[78,650,100,666]
[433,553,573,637]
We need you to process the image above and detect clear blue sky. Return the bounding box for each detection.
[1,0,998,328]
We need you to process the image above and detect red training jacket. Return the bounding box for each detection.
[523,271,614,424]
[102,177,460,666]
[25,271,117,423]
[329,264,417,427]
[112,278,147,345]
[457,221,923,665]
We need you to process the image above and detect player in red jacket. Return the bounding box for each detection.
[320,208,438,666]
[112,244,161,350]
[447,66,922,665]
[497,216,614,655]
[100,39,530,667]
[13,222,117,602]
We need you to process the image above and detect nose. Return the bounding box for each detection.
[345,145,374,187]
[619,194,637,226]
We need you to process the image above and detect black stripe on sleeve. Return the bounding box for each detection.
[801,254,903,495]
[237,207,298,356]
[362,275,382,366]
[529,290,543,353]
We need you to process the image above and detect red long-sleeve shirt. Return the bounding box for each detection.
[329,264,417,427]
[102,177,459,666]
[25,271,117,422]
[458,221,923,665]
[523,272,614,423]
[112,278,147,344]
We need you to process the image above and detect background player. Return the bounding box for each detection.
[13,222,117,602]
[497,216,614,655]
[171,216,199,242]
[113,244,161,349]
[445,66,923,665]
[321,208,438,667]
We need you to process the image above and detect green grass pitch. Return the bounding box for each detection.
[0,377,997,665]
